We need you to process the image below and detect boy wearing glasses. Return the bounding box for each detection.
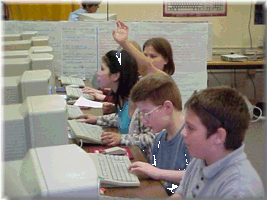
[170,86,264,198]
[128,72,191,195]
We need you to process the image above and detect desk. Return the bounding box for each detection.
[207,59,265,70]
[82,144,168,198]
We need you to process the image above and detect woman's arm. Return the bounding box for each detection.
[112,20,161,76]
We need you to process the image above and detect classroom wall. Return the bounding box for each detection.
[97,2,266,102]
[97,2,265,49]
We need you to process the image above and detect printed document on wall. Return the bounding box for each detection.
[61,22,98,80]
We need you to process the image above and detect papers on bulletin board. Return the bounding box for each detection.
[74,96,103,108]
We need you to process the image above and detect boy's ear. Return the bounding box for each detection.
[111,72,120,82]
[213,127,227,146]
[162,100,174,115]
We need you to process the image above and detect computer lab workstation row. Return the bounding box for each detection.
[3,71,169,199]
[61,78,169,198]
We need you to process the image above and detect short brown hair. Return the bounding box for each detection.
[143,38,175,75]
[130,72,182,111]
[82,1,101,8]
[184,86,250,150]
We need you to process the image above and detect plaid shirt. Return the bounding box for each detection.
[121,108,158,162]
[96,113,118,127]
[96,108,157,162]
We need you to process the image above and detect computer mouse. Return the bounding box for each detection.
[103,147,127,155]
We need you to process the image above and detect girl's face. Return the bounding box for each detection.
[143,45,168,72]
[97,61,112,89]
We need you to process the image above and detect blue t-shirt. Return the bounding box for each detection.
[68,9,100,21]
[150,124,191,195]
[117,100,131,135]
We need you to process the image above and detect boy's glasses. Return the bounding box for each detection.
[139,105,162,120]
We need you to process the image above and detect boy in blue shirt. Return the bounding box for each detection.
[68,1,101,21]
[128,72,191,195]
[170,86,264,199]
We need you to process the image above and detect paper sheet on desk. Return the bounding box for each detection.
[74,96,103,108]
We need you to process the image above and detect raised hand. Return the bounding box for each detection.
[112,20,129,44]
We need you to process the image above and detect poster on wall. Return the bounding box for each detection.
[163,0,227,17]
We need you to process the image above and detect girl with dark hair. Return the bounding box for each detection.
[112,21,175,76]
[76,50,138,135]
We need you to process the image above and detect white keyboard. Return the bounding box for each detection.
[99,195,141,200]
[66,86,94,100]
[68,120,103,144]
[67,105,83,119]
[60,76,85,87]
[89,153,140,188]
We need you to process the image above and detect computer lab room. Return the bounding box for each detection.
[2,1,266,199]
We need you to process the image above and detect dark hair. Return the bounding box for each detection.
[184,86,250,150]
[102,50,139,110]
[130,72,182,111]
[143,38,175,75]
[82,1,101,9]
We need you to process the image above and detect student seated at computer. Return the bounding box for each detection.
[101,22,176,162]
[121,73,190,196]
[68,0,102,21]
[82,40,142,104]
[168,86,264,199]
[76,50,138,135]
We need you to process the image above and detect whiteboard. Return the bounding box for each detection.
[3,21,209,105]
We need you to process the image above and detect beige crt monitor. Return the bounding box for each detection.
[3,50,29,59]
[31,36,49,46]
[28,46,53,54]
[3,40,32,51]
[4,69,55,105]
[3,95,69,161]
[3,57,31,77]
[4,144,99,199]
[29,53,53,71]
[3,76,20,104]
[3,33,21,41]
[78,13,117,21]
[21,31,38,40]
[18,69,56,103]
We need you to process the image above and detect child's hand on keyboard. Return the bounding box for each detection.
[103,102,116,115]
[91,92,106,101]
[75,114,98,124]
[82,86,103,94]
[128,161,159,180]
[101,132,121,146]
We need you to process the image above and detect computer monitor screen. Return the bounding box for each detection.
[4,144,99,199]
[3,57,31,77]
[78,13,117,21]
[3,94,69,161]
